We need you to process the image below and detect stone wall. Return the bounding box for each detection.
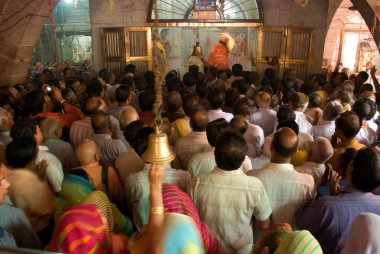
[0,0,58,85]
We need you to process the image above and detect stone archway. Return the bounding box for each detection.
[323,0,380,69]
[0,0,58,85]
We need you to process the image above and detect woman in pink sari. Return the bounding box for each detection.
[162,183,224,254]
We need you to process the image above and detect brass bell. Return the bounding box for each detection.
[142,127,175,163]
[191,41,204,57]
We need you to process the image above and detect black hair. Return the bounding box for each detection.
[335,111,361,139]
[207,88,225,109]
[6,138,37,168]
[264,68,276,80]
[195,82,209,99]
[352,98,377,122]
[277,119,299,135]
[119,76,135,87]
[25,90,45,116]
[123,120,146,145]
[133,127,155,157]
[237,79,250,95]
[312,74,328,87]
[86,78,104,98]
[100,69,114,84]
[233,98,251,116]
[309,92,322,108]
[166,77,182,92]
[214,131,247,171]
[124,64,136,74]
[231,64,243,77]
[206,118,229,147]
[183,73,196,87]
[138,90,155,112]
[144,71,155,85]
[10,118,37,140]
[207,66,218,78]
[225,68,232,79]
[188,65,199,76]
[225,88,240,108]
[115,85,131,103]
[352,148,380,192]
[277,104,296,122]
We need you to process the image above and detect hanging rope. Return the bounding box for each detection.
[152,0,164,130]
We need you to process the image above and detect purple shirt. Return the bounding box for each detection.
[295,187,380,254]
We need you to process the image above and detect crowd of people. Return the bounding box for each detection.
[0,59,380,254]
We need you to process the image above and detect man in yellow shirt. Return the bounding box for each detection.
[328,111,366,170]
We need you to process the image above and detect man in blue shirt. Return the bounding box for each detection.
[295,148,380,254]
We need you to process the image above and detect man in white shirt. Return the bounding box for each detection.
[248,127,315,225]
[288,92,312,135]
[311,100,343,141]
[232,99,265,156]
[174,107,211,170]
[10,118,63,193]
[295,137,334,186]
[353,98,378,146]
[125,127,191,229]
[250,91,277,136]
[91,111,127,165]
[40,118,79,170]
[251,136,272,170]
[0,108,13,148]
[188,131,271,253]
[188,118,252,177]
[206,88,234,122]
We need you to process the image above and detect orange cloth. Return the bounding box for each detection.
[76,163,126,205]
[207,43,229,70]
[328,139,366,170]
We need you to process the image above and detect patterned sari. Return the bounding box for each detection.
[48,204,111,254]
[162,183,224,254]
[57,174,133,236]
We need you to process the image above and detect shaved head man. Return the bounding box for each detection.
[119,107,139,130]
[248,127,315,224]
[75,139,100,165]
[74,139,125,204]
[271,127,298,163]
[296,137,333,185]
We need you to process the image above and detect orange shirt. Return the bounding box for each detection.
[328,139,366,170]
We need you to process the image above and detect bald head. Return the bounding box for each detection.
[256,91,271,109]
[309,137,334,164]
[40,118,62,139]
[75,139,99,165]
[190,107,209,132]
[230,116,248,135]
[272,127,298,159]
[91,111,110,134]
[119,107,139,129]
